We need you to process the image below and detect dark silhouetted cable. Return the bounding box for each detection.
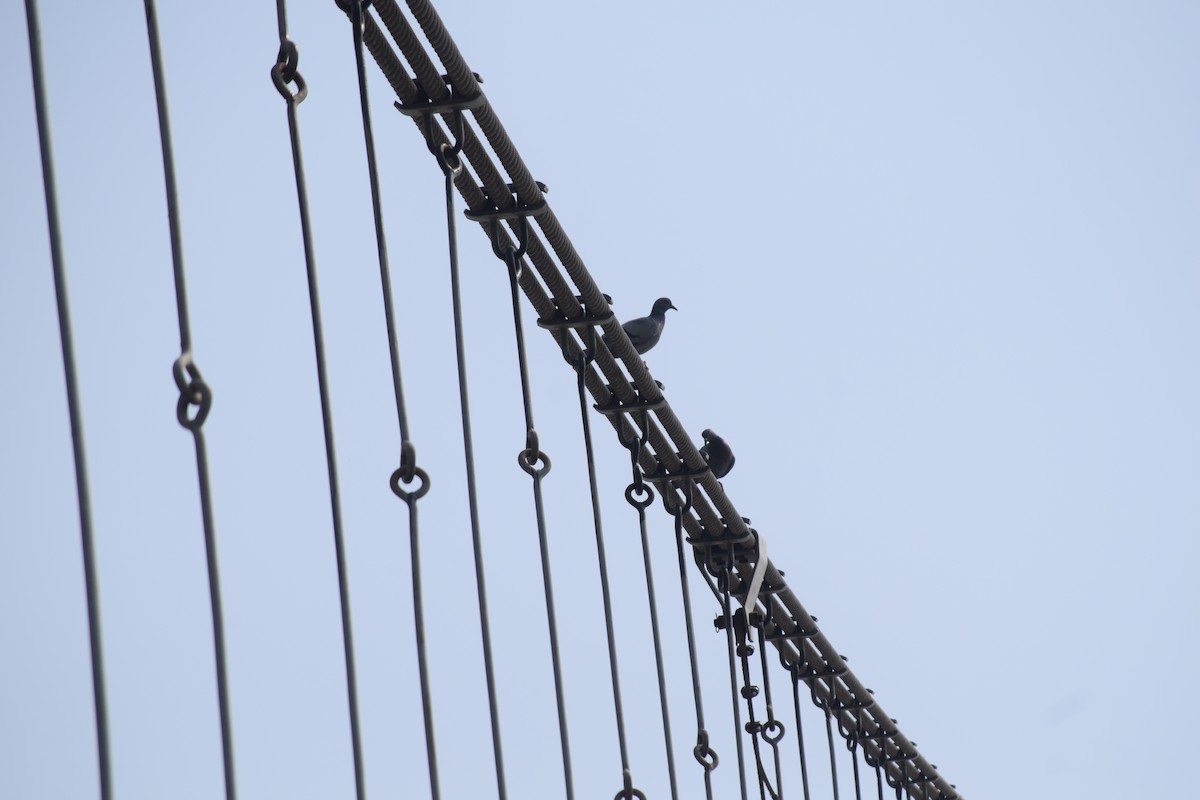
[24,2,111,797]
[496,241,574,800]
[431,97,510,800]
[720,574,750,800]
[274,3,377,799]
[142,1,235,797]
[621,415,678,800]
[668,485,717,800]
[575,337,642,800]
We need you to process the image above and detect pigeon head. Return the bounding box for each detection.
[702,428,715,441]
[652,297,677,316]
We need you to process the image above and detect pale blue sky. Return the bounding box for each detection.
[2,2,1198,798]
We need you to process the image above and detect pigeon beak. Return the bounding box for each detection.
[669,303,678,311]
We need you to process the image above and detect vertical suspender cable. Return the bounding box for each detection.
[669,487,717,800]
[848,724,863,800]
[575,342,642,800]
[23,3,112,797]
[821,693,841,800]
[435,116,510,800]
[273,4,374,799]
[874,748,885,800]
[624,429,678,800]
[757,631,785,798]
[720,574,750,800]
[786,663,813,800]
[142,2,235,797]
[497,242,574,800]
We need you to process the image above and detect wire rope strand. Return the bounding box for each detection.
[757,633,784,798]
[442,149,508,800]
[671,506,715,800]
[142,3,236,798]
[528,456,574,800]
[822,698,841,800]
[348,1,413,446]
[788,668,813,800]
[23,3,112,797]
[720,575,750,800]
[400,481,440,800]
[575,357,633,786]
[503,251,573,800]
[738,625,776,800]
[271,5,372,800]
[849,729,863,800]
[625,446,678,800]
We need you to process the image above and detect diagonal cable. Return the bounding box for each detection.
[23,2,112,797]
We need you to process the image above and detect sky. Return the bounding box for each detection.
[2,1,1199,798]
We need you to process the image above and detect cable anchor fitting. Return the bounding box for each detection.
[693,729,719,771]
[517,428,550,477]
[612,768,646,800]
[394,87,484,177]
[463,186,547,263]
[270,38,307,104]
[172,351,212,431]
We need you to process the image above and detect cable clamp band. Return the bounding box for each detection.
[593,391,665,416]
[643,462,710,486]
[463,185,545,261]
[393,89,485,118]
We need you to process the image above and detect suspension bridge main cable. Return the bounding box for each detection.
[22,3,112,797]
[364,2,961,797]
[141,2,236,797]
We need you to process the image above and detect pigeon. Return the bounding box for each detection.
[619,297,677,355]
[699,428,735,479]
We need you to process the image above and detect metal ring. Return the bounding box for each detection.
[175,379,212,431]
[761,719,785,744]
[625,482,654,509]
[517,448,551,477]
[390,466,430,501]
[438,141,463,176]
[270,40,308,104]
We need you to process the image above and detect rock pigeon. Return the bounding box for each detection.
[619,297,676,355]
[699,428,735,479]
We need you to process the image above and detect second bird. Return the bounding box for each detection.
[699,429,736,479]
[620,297,677,355]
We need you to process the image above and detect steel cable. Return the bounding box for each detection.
[666,485,717,800]
[620,413,678,800]
[23,3,111,797]
[848,729,863,800]
[719,574,750,800]
[821,695,841,800]
[340,2,439,795]
[574,337,642,800]
[498,236,575,800]
[786,665,813,800]
[437,110,510,800]
[361,5,959,796]
[142,2,235,797]
[757,629,785,799]
[734,616,777,800]
[392,468,438,800]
